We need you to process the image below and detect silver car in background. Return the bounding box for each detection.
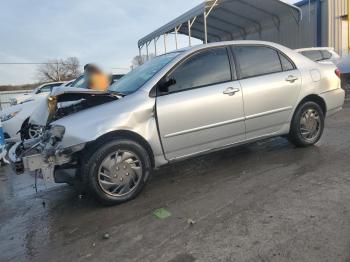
[9,40,345,205]
[296,47,341,65]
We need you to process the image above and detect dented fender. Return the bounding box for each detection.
[49,89,167,167]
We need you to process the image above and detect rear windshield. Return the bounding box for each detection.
[301,50,323,62]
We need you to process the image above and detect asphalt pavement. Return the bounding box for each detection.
[1,105,350,262]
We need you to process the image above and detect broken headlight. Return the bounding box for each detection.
[49,125,65,140]
[1,110,21,122]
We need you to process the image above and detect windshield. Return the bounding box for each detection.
[109,52,181,94]
[70,75,88,89]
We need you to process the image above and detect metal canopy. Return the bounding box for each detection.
[138,0,302,56]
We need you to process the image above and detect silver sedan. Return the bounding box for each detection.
[10,40,345,205]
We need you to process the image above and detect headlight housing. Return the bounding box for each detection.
[50,125,65,140]
[1,110,21,122]
[20,99,34,105]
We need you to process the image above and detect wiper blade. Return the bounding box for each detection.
[109,91,127,97]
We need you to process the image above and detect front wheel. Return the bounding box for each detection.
[83,139,152,205]
[288,101,325,147]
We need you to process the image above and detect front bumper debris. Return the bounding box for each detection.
[8,137,80,183]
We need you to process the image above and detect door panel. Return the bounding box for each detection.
[156,81,245,160]
[239,70,301,139]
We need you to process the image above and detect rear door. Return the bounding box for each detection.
[156,47,246,160]
[232,45,302,139]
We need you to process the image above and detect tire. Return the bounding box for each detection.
[288,101,325,147]
[82,138,152,205]
[20,118,42,140]
[20,118,30,140]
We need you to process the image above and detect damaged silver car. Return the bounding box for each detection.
[9,41,345,205]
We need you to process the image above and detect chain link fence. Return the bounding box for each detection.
[0,90,31,110]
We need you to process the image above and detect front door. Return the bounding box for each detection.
[156,47,246,160]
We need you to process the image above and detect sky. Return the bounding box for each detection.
[0,0,297,85]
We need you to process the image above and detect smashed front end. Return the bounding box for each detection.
[9,125,85,183]
[8,87,119,183]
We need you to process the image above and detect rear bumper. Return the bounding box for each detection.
[320,88,345,117]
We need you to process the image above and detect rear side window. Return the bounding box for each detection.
[301,50,323,62]
[232,46,283,79]
[167,47,231,93]
[279,53,295,71]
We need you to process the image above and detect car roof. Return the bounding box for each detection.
[158,40,293,58]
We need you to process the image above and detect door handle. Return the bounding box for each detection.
[285,75,298,83]
[223,87,240,96]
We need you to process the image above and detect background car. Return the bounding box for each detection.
[295,47,341,65]
[9,81,66,106]
[337,56,350,98]
[1,95,48,141]
[2,79,84,142]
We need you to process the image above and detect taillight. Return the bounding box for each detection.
[335,68,341,78]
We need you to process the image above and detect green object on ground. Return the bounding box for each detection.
[153,208,171,219]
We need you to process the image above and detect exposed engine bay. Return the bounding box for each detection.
[27,87,120,129]
[48,90,120,123]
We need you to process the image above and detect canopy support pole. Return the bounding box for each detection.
[204,12,208,43]
[154,37,159,56]
[174,25,182,49]
[146,42,150,60]
[204,0,219,44]
[188,17,197,46]
[188,20,192,46]
[164,34,167,53]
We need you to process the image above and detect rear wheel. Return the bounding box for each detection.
[289,101,325,147]
[83,139,151,205]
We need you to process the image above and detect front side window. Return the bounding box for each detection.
[166,47,231,93]
[233,46,283,79]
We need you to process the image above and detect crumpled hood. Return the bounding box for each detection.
[29,87,119,126]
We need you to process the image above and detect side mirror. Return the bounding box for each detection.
[158,78,176,93]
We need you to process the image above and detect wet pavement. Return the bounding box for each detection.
[1,106,350,262]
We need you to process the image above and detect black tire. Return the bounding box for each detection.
[82,138,151,205]
[20,118,30,140]
[288,101,325,147]
[20,118,41,141]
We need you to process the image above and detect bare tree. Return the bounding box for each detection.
[63,57,80,78]
[37,57,81,82]
[131,54,154,69]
